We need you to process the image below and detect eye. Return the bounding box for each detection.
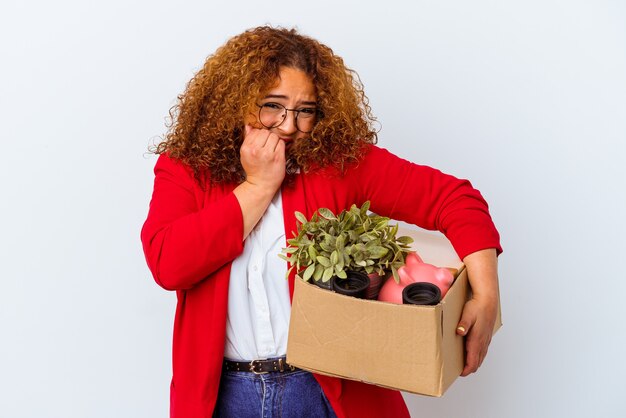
[298,107,317,116]
[261,102,284,110]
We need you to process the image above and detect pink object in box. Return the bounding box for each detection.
[378,252,455,304]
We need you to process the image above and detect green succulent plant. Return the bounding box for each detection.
[279,201,414,284]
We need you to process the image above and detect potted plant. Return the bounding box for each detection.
[279,201,414,299]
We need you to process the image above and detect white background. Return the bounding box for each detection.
[1,1,625,417]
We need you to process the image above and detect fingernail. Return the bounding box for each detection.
[457,326,466,334]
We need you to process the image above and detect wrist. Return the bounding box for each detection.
[242,179,279,198]
[467,292,499,326]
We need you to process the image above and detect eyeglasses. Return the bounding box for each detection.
[256,102,318,133]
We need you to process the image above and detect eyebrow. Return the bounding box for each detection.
[263,94,317,106]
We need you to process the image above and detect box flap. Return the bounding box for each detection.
[440,267,469,394]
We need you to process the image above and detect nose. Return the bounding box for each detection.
[277,109,298,134]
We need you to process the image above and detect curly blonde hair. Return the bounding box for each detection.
[155,25,378,184]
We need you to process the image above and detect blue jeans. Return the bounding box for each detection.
[213,367,337,418]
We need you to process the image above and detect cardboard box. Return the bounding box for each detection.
[286,228,502,396]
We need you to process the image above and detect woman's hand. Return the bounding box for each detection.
[456,248,500,376]
[233,125,286,239]
[240,125,286,191]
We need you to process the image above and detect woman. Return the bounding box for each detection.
[141,26,502,418]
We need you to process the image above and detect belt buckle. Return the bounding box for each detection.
[249,360,269,375]
[278,358,296,372]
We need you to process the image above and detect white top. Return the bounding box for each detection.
[224,191,291,361]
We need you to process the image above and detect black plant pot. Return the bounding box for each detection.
[332,271,370,299]
[402,282,441,306]
[313,277,334,291]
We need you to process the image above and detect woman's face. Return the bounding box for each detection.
[246,67,317,152]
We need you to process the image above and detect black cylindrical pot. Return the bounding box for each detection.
[402,282,441,306]
[332,271,370,299]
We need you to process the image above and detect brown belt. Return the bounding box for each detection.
[223,357,298,374]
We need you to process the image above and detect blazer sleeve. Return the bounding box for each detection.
[355,145,502,259]
[140,154,244,290]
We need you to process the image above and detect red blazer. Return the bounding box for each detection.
[141,145,501,418]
